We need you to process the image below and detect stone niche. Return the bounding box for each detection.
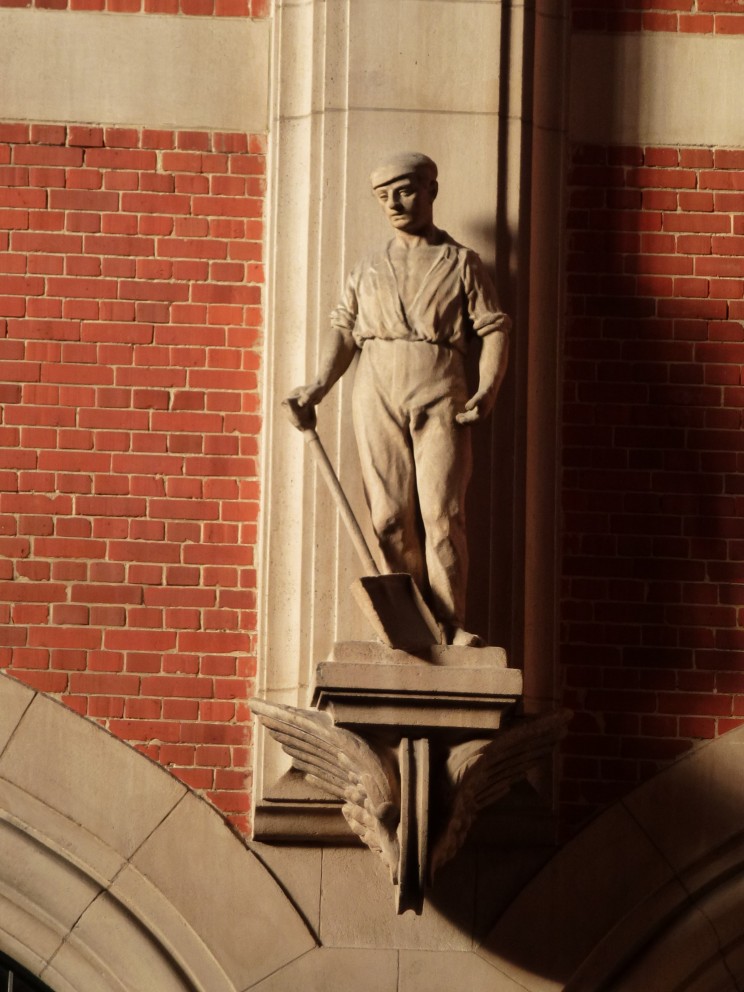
[252,0,569,916]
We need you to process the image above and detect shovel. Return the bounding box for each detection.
[284,398,443,652]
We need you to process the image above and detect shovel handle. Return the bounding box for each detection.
[301,429,380,577]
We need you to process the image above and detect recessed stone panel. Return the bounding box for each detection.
[347,1,503,116]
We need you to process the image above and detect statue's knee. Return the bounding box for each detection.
[376,513,408,545]
[422,510,464,548]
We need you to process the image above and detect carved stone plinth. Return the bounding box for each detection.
[313,641,521,734]
[251,642,567,915]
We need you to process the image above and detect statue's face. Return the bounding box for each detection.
[374,173,436,235]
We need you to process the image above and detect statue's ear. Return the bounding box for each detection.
[430,179,439,202]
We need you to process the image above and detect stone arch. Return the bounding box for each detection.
[0,672,315,992]
[8,665,744,992]
[478,724,744,991]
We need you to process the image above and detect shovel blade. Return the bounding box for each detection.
[351,573,443,652]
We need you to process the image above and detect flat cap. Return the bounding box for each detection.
[369,151,437,189]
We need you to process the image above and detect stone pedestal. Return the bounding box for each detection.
[313,641,523,735]
[310,642,524,912]
[253,641,568,914]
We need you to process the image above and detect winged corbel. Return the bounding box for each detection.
[430,710,571,878]
[250,698,400,881]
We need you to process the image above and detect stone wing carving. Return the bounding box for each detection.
[251,699,400,881]
[431,711,570,877]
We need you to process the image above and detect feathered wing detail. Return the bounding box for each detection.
[251,699,400,881]
[430,711,570,877]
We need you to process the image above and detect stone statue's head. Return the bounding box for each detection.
[370,152,438,235]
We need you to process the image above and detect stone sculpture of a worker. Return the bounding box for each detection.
[287,152,511,647]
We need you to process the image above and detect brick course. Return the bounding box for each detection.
[0,122,264,834]
[572,0,744,33]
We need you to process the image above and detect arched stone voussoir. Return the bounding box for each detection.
[0,674,187,880]
[477,724,744,992]
[0,673,316,992]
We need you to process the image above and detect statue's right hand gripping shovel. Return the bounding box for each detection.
[283,397,443,652]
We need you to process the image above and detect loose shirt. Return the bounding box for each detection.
[330,232,511,355]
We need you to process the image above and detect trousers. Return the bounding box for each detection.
[351,338,472,628]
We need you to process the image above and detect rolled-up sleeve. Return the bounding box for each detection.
[463,251,512,338]
[330,268,360,336]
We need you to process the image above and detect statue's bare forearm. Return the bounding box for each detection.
[288,327,358,406]
[456,331,509,424]
[284,327,358,430]
[313,327,359,400]
[477,330,509,398]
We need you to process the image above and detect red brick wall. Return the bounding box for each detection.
[573,0,744,34]
[560,143,744,827]
[0,122,265,834]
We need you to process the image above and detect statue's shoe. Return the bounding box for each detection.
[450,627,485,648]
